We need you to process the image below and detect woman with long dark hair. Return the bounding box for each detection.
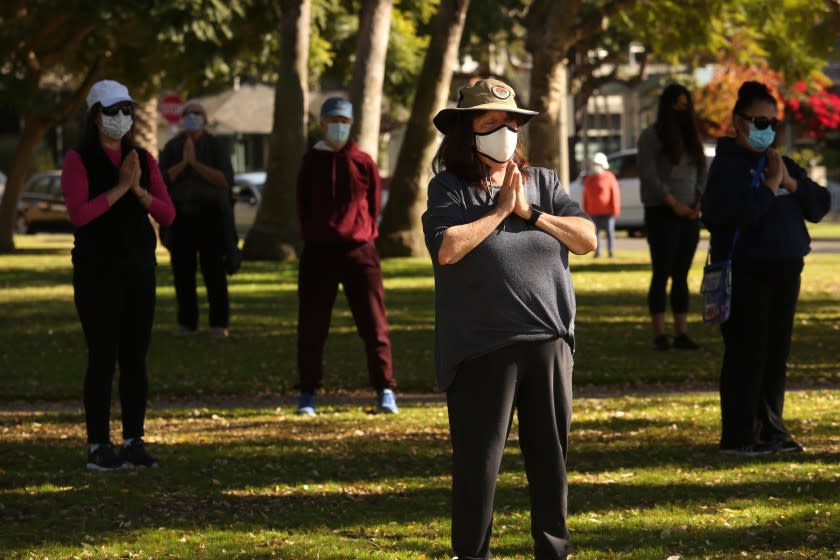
[637,83,708,351]
[702,81,829,456]
[422,78,596,560]
[61,80,175,470]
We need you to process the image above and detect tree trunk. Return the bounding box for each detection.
[525,0,579,184]
[133,97,159,157]
[528,55,567,177]
[376,0,471,258]
[242,0,310,261]
[0,116,49,253]
[349,0,393,160]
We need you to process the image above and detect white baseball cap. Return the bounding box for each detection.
[87,80,135,110]
[592,152,609,169]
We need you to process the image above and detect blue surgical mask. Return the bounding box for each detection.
[182,113,204,132]
[326,122,351,145]
[746,123,775,151]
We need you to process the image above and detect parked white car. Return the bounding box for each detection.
[569,146,715,236]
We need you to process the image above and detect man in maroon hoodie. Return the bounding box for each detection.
[294,97,398,416]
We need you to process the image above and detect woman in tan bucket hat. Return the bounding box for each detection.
[422,78,596,559]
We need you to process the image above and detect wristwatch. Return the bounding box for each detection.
[526,204,544,226]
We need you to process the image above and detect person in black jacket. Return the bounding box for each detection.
[159,101,235,338]
[701,81,830,457]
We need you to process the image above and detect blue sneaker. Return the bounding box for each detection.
[296,392,316,416]
[377,388,399,414]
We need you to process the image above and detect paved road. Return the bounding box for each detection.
[608,234,840,254]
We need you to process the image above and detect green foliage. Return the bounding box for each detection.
[385,8,432,107]
[308,0,437,110]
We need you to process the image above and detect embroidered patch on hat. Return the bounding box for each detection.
[491,86,511,99]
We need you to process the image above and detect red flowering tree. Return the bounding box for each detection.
[785,76,840,139]
[696,59,840,144]
[694,61,784,139]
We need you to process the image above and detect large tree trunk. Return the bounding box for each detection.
[525,0,579,184]
[133,97,159,157]
[242,0,310,261]
[0,117,49,252]
[376,0,470,257]
[528,56,567,178]
[349,0,393,160]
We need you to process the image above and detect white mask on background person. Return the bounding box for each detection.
[326,122,351,145]
[182,113,204,132]
[591,165,604,174]
[475,124,518,163]
[100,113,133,140]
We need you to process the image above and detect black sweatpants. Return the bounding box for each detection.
[73,263,156,444]
[170,205,229,329]
[447,338,573,560]
[644,205,700,314]
[719,257,803,449]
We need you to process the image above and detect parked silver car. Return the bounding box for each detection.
[232,171,392,237]
[568,147,715,236]
[233,172,265,237]
[16,170,72,234]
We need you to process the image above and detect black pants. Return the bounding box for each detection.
[644,205,700,314]
[74,263,156,444]
[170,206,229,329]
[447,338,573,560]
[296,242,395,393]
[719,257,803,449]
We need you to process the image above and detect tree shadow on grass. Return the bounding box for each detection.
[2,408,838,558]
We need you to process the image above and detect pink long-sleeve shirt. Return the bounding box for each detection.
[62,147,175,228]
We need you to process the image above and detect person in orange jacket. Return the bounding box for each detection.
[582,152,621,257]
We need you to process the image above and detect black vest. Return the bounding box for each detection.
[72,143,156,268]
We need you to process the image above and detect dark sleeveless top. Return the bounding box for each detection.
[72,143,156,269]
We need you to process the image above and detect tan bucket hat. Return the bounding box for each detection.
[433,78,539,134]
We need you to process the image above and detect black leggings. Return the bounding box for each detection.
[644,205,700,315]
[74,263,156,444]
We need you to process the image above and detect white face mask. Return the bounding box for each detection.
[591,165,604,174]
[475,124,518,163]
[100,113,133,140]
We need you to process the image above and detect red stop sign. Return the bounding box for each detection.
[159,94,185,124]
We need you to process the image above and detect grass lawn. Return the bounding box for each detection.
[2,391,839,559]
[1,234,838,400]
[1,233,838,559]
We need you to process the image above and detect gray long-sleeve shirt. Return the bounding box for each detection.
[637,125,706,207]
[421,167,590,391]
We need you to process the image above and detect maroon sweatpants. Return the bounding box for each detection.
[296,241,396,393]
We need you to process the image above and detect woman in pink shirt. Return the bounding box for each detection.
[582,152,621,258]
[61,80,175,471]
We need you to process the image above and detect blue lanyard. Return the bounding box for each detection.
[728,153,767,258]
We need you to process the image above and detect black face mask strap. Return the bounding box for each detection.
[474,123,518,137]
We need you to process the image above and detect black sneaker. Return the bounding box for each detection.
[119,439,160,468]
[87,443,125,471]
[673,334,700,350]
[720,442,775,457]
[770,438,805,453]
[653,335,671,351]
